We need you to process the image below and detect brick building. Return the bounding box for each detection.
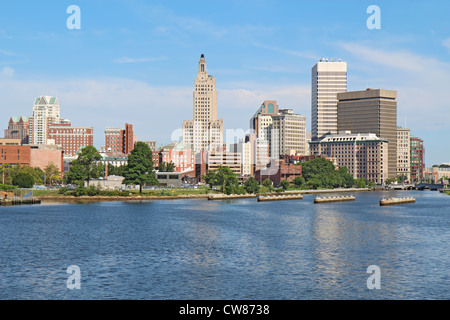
[105,123,135,155]
[0,144,64,176]
[48,119,94,156]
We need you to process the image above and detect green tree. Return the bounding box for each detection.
[122,142,158,193]
[158,161,175,172]
[337,167,355,188]
[293,176,305,188]
[202,166,239,194]
[44,162,61,185]
[262,178,273,190]
[280,179,290,190]
[107,164,125,176]
[12,172,35,188]
[396,174,407,184]
[66,146,103,186]
[355,177,367,188]
[244,177,260,194]
[8,166,43,185]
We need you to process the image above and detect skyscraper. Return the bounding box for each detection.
[31,96,61,145]
[311,59,347,140]
[337,88,397,179]
[183,54,223,153]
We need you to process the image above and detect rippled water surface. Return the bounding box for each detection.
[0,190,448,299]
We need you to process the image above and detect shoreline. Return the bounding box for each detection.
[37,187,398,202]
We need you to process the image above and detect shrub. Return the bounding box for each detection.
[58,187,68,194]
[74,186,87,197]
[0,184,17,191]
[86,185,99,196]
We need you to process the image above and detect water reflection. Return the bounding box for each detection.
[0,190,448,299]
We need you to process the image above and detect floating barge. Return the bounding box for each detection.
[314,195,356,203]
[379,197,415,206]
[257,194,303,202]
[208,194,257,200]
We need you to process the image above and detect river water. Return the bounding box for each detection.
[0,190,448,300]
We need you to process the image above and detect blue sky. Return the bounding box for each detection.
[0,0,449,165]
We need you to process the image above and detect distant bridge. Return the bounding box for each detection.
[387,183,446,190]
[388,184,416,190]
[415,184,445,190]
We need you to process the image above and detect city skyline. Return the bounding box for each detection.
[0,1,449,165]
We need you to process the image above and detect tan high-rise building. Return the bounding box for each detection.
[311,59,347,140]
[271,109,307,157]
[250,101,306,158]
[337,89,397,179]
[397,127,411,181]
[183,54,223,153]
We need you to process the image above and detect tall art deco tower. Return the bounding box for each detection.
[182,54,223,153]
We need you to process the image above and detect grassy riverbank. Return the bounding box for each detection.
[35,187,374,202]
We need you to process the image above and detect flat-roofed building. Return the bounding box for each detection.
[195,150,242,178]
[311,59,347,140]
[0,144,64,177]
[0,138,21,146]
[309,131,389,184]
[48,119,94,156]
[410,136,425,181]
[104,123,134,155]
[397,127,411,181]
[271,109,307,157]
[337,88,397,179]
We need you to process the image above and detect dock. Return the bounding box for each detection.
[1,196,41,206]
[379,197,415,206]
[314,195,356,203]
[257,194,303,202]
[208,194,257,200]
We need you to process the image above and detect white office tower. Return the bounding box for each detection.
[311,59,347,141]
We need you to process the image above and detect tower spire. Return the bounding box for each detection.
[199,54,206,73]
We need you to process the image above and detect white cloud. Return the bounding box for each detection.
[0,66,15,77]
[443,37,450,51]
